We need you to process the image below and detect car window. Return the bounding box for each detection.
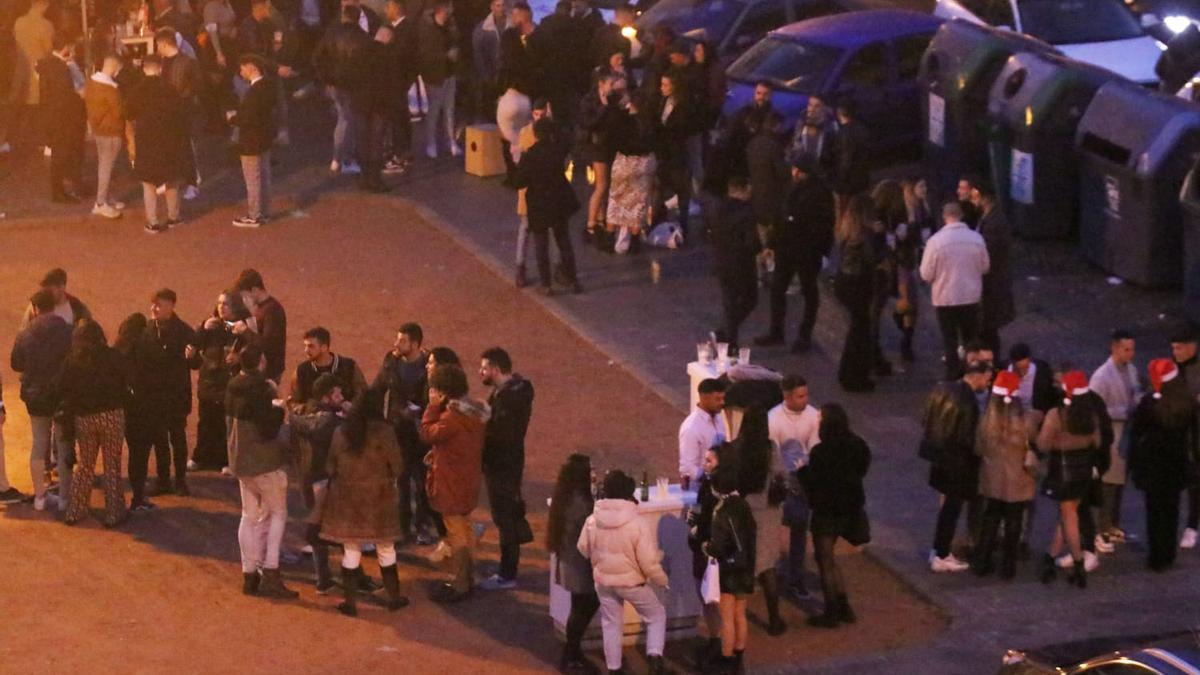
[962,0,1016,26]
[790,0,839,22]
[841,44,888,89]
[728,0,789,50]
[896,34,933,79]
[726,36,842,92]
[1016,0,1143,43]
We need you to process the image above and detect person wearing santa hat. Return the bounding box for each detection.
[1129,358,1199,571]
[972,370,1038,579]
[1036,371,1101,588]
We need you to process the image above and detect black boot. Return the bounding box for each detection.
[258,568,299,599]
[694,637,721,669]
[242,571,260,596]
[1039,554,1057,584]
[1071,560,1087,589]
[837,595,856,624]
[380,563,409,611]
[646,654,665,674]
[759,571,787,636]
[900,329,915,362]
[338,566,359,616]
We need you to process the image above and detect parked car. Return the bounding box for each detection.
[934,0,1165,85]
[722,10,944,153]
[999,633,1200,674]
[637,0,932,67]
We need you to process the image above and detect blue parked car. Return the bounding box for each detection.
[723,10,945,154]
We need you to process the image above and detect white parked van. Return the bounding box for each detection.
[934,0,1164,84]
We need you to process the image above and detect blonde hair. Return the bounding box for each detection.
[902,179,929,223]
[977,395,1029,459]
[836,194,874,245]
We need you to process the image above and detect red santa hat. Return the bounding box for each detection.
[991,370,1021,404]
[1060,371,1089,406]
[1149,358,1179,399]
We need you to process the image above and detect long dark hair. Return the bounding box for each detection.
[1062,397,1097,436]
[1154,378,1196,429]
[69,318,108,369]
[735,405,771,495]
[113,312,147,356]
[213,288,251,322]
[818,403,852,441]
[545,454,593,554]
[341,387,386,454]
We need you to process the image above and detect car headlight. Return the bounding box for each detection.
[1165,14,1193,33]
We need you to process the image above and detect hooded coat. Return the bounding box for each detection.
[224,370,286,478]
[421,397,491,516]
[320,420,404,543]
[577,498,669,588]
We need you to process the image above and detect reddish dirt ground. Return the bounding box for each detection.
[0,196,945,673]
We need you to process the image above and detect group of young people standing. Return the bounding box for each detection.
[919,327,1200,586]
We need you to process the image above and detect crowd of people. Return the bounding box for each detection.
[917,328,1200,586]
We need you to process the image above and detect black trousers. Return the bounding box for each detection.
[486,469,527,580]
[935,303,980,374]
[353,104,386,186]
[837,282,873,388]
[566,591,600,651]
[192,399,227,469]
[1145,487,1182,569]
[1079,481,1100,552]
[718,267,758,347]
[389,80,414,159]
[126,415,153,504]
[49,132,83,197]
[398,442,445,536]
[976,499,1025,566]
[1188,482,1199,529]
[813,533,845,607]
[768,254,820,340]
[658,162,691,235]
[933,493,974,559]
[150,415,188,485]
[533,220,578,288]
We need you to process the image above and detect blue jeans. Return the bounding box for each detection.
[782,491,810,586]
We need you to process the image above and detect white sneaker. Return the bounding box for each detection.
[156,184,166,195]
[1056,553,1074,568]
[301,544,313,555]
[340,161,362,175]
[425,143,438,159]
[91,203,121,219]
[1082,550,1100,572]
[1181,527,1197,549]
[930,555,969,573]
[329,159,341,173]
[43,146,51,157]
[275,129,290,146]
[109,200,125,210]
[34,493,59,511]
[186,460,199,471]
[1095,534,1115,554]
[0,142,11,153]
[183,185,200,200]
[478,574,517,591]
[449,142,462,157]
[220,466,232,476]
[427,540,452,563]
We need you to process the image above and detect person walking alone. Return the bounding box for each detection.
[228,54,277,227]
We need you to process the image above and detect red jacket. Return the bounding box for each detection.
[421,398,490,516]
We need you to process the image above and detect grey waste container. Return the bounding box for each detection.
[1183,162,1200,322]
[1076,81,1200,288]
[919,20,1055,203]
[986,53,1118,239]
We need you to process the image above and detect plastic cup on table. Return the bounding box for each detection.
[716,342,729,363]
[697,342,711,364]
[738,347,750,365]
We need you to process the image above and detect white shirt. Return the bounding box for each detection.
[918,221,990,307]
[678,407,725,479]
[1014,362,1036,404]
[767,402,820,472]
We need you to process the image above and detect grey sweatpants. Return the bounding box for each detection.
[597,583,665,670]
[93,135,121,206]
[142,182,179,225]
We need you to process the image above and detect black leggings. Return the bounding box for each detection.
[566,591,600,650]
[813,533,844,605]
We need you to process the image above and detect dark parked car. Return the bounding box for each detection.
[637,0,932,67]
[722,10,944,153]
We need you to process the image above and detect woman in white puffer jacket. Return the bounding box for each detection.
[578,470,669,674]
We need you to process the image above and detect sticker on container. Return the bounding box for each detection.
[1104,175,1120,218]
[928,93,945,147]
[1010,149,1034,205]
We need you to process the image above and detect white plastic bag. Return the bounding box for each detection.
[700,557,721,605]
[647,221,684,249]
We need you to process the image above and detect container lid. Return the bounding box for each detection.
[1076,80,1200,173]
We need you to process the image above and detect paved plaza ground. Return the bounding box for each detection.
[1,95,1198,673]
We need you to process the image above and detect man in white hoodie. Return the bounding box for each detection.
[578,470,669,674]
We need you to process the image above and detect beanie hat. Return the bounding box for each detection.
[991,370,1021,404]
[1060,371,1089,406]
[1149,358,1179,399]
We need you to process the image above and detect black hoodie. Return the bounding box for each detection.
[483,374,534,478]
